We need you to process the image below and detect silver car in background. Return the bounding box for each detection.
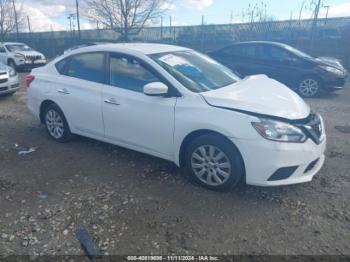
[0,63,20,96]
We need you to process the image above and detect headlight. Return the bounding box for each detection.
[320,66,344,76]
[252,118,307,143]
[14,54,24,59]
[9,68,17,77]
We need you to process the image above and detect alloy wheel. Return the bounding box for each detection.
[299,78,319,97]
[45,109,64,139]
[191,145,231,186]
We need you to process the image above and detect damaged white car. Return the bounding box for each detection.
[0,42,46,71]
[26,43,326,191]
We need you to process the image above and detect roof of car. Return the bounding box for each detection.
[233,41,287,46]
[80,43,190,55]
[2,42,26,45]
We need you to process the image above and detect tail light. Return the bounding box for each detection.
[25,75,35,88]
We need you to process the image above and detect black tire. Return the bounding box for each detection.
[8,60,17,70]
[185,134,245,191]
[43,103,73,143]
[297,76,321,97]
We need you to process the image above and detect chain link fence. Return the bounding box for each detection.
[4,17,350,68]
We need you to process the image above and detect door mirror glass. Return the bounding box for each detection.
[143,82,168,96]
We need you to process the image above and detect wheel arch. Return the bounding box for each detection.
[7,58,15,65]
[39,100,57,123]
[178,129,245,174]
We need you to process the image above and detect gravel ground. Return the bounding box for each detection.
[0,73,349,257]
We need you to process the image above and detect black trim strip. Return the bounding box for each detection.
[268,166,299,181]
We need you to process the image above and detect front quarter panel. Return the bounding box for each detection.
[173,95,260,165]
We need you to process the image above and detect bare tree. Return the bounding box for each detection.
[0,0,23,41]
[85,0,169,41]
[241,2,274,24]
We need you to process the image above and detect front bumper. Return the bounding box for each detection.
[321,70,348,90]
[0,76,20,94]
[232,136,326,187]
[17,59,46,70]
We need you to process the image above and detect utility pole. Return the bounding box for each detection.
[12,0,19,40]
[324,5,330,24]
[201,15,205,52]
[75,0,81,41]
[27,16,31,33]
[160,16,163,41]
[169,16,172,36]
[68,14,73,35]
[310,0,323,53]
[312,0,322,28]
[67,14,75,44]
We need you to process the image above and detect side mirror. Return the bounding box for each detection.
[143,82,168,96]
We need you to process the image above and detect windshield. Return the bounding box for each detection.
[150,50,240,93]
[283,45,312,59]
[5,44,33,52]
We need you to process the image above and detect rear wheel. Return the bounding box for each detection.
[185,134,244,191]
[298,77,320,97]
[44,104,73,143]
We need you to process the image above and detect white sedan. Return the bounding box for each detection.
[26,43,326,191]
[0,63,20,95]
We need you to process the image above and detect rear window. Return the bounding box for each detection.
[55,59,68,74]
[56,53,105,83]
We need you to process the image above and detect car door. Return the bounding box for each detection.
[257,45,301,86]
[234,44,265,76]
[212,44,262,77]
[52,52,105,137]
[102,53,177,159]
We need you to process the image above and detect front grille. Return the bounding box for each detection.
[0,78,8,84]
[26,55,41,61]
[0,86,8,91]
[293,113,323,144]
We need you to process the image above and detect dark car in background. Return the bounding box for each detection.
[208,41,348,97]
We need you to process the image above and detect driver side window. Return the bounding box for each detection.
[260,45,292,61]
[109,55,159,93]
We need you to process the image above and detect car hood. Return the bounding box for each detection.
[315,56,345,70]
[200,75,310,120]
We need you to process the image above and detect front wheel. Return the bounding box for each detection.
[185,134,245,191]
[297,77,321,97]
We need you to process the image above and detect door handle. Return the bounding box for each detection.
[104,98,120,106]
[57,88,70,95]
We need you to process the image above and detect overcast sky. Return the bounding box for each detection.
[21,0,350,32]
